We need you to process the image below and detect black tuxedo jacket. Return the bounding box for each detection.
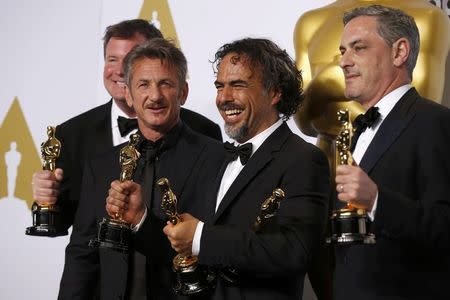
[198,123,330,300]
[58,123,225,300]
[55,100,222,232]
[334,88,450,300]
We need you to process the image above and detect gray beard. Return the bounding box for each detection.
[224,122,249,142]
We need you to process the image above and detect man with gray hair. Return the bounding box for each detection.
[334,5,450,299]
[31,19,221,237]
[59,38,225,299]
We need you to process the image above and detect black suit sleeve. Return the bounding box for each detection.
[54,124,80,233]
[374,107,450,250]
[199,147,330,276]
[58,160,100,299]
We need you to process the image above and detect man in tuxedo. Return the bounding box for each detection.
[333,5,450,300]
[31,19,221,235]
[163,38,330,300]
[59,38,225,299]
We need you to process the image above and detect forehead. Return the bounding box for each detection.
[341,16,380,44]
[105,36,146,55]
[217,53,259,80]
[131,57,177,79]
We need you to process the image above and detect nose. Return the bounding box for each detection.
[147,85,161,102]
[115,59,124,76]
[339,50,353,70]
[216,85,233,105]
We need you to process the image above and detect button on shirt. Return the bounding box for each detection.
[353,84,411,219]
[192,119,283,255]
[111,99,138,146]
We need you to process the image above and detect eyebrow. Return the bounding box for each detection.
[214,79,248,86]
[230,79,247,86]
[340,38,363,51]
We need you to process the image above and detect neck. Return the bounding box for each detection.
[361,75,411,109]
[114,99,136,118]
[139,119,179,142]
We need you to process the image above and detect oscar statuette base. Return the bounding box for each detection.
[172,254,216,295]
[89,217,131,253]
[25,202,68,237]
[326,207,376,245]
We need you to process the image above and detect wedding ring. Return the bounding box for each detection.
[339,184,344,192]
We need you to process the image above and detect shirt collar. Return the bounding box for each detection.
[111,99,134,128]
[228,118,283,157]
[136,121,182,152]
[374,84,411,121]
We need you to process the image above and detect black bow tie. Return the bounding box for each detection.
[350,106,381,152]
[117,116,138,137]
[224,141,253,165]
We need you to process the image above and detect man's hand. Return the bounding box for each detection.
[106,180,145,225]
[32,169,63,205]
[335,164,378,211]
[163,213,199,256]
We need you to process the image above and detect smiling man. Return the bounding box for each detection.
[333,5,450,300]
[31,20,221,237]
[163,38,330,300]
[58,38,225,300]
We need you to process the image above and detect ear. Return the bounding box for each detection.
[125,85,133,108]
[179,82,189,106]
[270,89,282,106]
[392,38,410,68]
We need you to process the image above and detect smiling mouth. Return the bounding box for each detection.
[114,80,126,87]
[225,109,243,116]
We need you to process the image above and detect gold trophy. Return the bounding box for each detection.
[327,109,375,244]
[26,126,67,236]
[220,188,285,283]
[157,177,215,295]
[89,133,141,253]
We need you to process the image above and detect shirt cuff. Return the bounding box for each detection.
[367,191,378,221]
[192,221,204,256]
[131,207,148,232]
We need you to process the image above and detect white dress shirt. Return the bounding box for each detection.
[352,84,412,219]
[192,119,283,255]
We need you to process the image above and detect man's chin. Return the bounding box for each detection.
[225,123,248,141]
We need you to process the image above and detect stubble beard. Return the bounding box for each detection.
[225,122,249,142]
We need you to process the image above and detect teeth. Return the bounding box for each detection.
[225,109,243,116]
[116,81,125,86]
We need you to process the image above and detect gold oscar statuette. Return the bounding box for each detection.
[221,188,285,284]
[327,109,375,245]
[157,177,215,295]
[89,133,141,253]
[26,126,67,236]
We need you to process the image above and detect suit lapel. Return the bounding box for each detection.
[212,123,290,223]
[158,124,205,205]
[94,100,113,154]
[359,88,418,173]
[205,159,229,221]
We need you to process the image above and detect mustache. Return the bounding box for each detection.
[217,103,244,111]
[144,99,165,109]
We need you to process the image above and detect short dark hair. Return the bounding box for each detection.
[123,38,187,87]
[343,5,420,79]
[212,38,303,120]
[103,19,163,57]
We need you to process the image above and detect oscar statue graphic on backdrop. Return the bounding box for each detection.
[26,126,66,236]
[157,177,215,295]
[327,110,375,244]
[89,133,140,253]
